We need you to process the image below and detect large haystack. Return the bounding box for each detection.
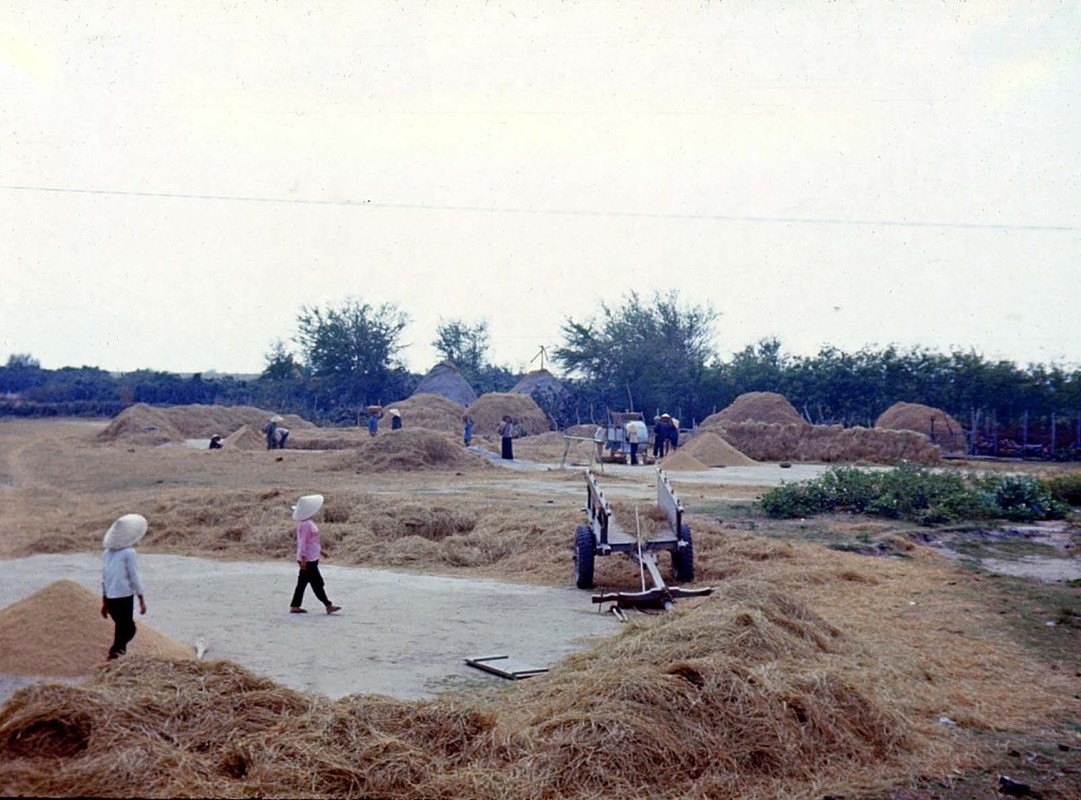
[99,404,314,445]
[221,425,265,451]
[875,402,966,454]
[681,431,757,467]
[701,392,807,427]
[413,361,477,407]
[708,422,942,465]
[0,580,193,677]
[467,393,550,437]
[381,393,467,436]
[319,429,488,473]
[511,369,565,402]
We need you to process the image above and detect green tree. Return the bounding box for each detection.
[294,299,410,410]
[432,319,489,383]
[555,290,718,421]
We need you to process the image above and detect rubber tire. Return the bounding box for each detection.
[574,524,596,590]
[671,524,694,583]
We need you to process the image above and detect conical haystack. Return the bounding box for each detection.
[413,361,477,407]
[659,450,709,471]
[0,580,193,676]
[99,403,313,444]
[682,431,757,467]
[701,392,806,427]
[467,393,549,437]
[379,393,467,436]
[875,402,965,453]
[511,369,566,402]
[221,424,266,450]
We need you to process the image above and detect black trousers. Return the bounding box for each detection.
[501,437,513,459]
[630,443,639,464]
[291,560,330,607]
[105,595,136,658]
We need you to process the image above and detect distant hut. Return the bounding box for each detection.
[412,361,478,407]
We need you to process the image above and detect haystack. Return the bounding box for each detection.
[99,403,314,444]
[681,431,757,467]
[701,392,806,427]
[875,402,966,454]
[0,580,193,677]
[510,369,566,403]
[659,450,709,471]
[413,361,477,407]
[221,424,265,451]
[379,393,467,436]
[320,429,487,473]
[709,422,942,465]
[467,393,549,437]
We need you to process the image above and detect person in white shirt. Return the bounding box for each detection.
[100,513,148,660]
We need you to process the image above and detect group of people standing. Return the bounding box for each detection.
[367,408,402,436]
[99,491,341,661]
[653,413,679,459]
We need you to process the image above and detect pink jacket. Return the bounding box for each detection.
[296,519,322,562]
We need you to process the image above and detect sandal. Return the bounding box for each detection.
[325,604,341,615]
[290,607,308,614]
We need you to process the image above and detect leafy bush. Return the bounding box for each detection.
[760,464,1068,526]
[1040,473,1081,506]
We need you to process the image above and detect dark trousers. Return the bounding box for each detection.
[630,443,639,464]
[105,595,136,658]
[291,560,330,607]
[501,437,513,460]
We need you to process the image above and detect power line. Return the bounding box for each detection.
[0,183,1076,233]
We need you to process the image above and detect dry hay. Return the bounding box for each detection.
[0,580,193,677]
[563,423,600,438]
[221,424,265,451]
[507,431,577,463]
[703,422,942,465]
[659,450,710,471]
[99,404,314,445]
[701,392,807,427]
[510,369,566,407]
[467,392,550,438]
[413,360,478,407]
[381,393,469,436]
[876,402,966,454]
[681,431,757,467]
[318,429,489,473]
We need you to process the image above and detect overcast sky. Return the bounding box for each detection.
[2,1,1078,377]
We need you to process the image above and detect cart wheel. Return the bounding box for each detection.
[574,524,596,590]
[671,524,694,583]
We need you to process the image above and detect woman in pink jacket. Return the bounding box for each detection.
[289,494,341,615]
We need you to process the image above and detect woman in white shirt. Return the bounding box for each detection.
[100,513,148,660]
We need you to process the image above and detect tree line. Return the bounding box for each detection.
[3,292,1080,457]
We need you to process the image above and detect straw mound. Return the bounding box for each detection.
[99,404,313,444]
[0,580,193,677]
[510,431,576,462]
[681,431,757,467]
[221,425,265,451]
[510,369,566,405]
[0,585,920,800]
[707,422,942,465]
[383,393,469,436]
[702,392,807,427]
[467,393,549,437]
[563,424,599,438]
[413,361,477,407]
[659,450,710,471]
[876,402,966,454]
[317,429,487,473]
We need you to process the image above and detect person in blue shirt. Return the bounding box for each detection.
[367,409,382,436]
[462,414,474,446]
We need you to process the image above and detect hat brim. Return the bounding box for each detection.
[103,514,148,550]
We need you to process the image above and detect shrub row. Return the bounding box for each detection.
[760,464,1071,525]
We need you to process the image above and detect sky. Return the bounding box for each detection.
[2,1,1078,377]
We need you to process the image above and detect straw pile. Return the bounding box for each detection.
[708,422,942,465]
[876,402,966,454]
[221,425,265,451]
[701,392,807,427]
[659,450,710,471]
[0,581,193,676]
[466,393,549,437]
[413,361,477,407]
[382,393,468,436]
[681,431,757,467]
[99,404,313,445]
[320,429,487,473]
